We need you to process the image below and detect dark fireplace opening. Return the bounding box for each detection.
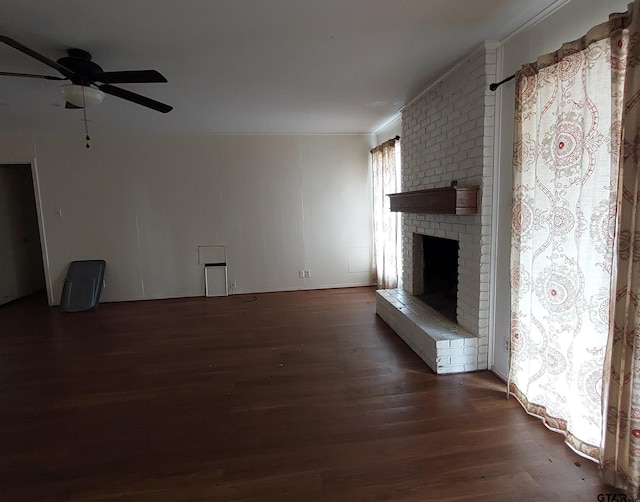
[417,235,458,322]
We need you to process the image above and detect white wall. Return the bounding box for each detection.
[375,115,401,145]
[492,0,629,378]
[1,132,374,304]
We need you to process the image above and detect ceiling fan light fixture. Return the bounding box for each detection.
[59,84,105,108]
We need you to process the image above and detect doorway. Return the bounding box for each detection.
[0,164,46,305]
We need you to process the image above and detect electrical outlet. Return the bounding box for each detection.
[304,270,311,278]
[230,280,237,291]
[505,339,511,351]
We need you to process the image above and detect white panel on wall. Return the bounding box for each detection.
[198,245,225,264]
[0,133,36,160]
[131,136,223,300]
[218,135,306,294]
[348,246,371,273]
[300,135,374,289]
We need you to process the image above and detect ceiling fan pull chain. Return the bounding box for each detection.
[82,87,91,148]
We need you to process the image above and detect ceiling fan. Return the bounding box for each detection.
[0,35,173,113]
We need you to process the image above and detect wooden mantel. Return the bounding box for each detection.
[388,186,479,215]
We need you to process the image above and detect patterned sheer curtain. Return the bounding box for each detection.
[509,13,620,460]
[372,137,400,289]
[602,1,640,495]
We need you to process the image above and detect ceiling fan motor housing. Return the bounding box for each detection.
[57,48,103,85]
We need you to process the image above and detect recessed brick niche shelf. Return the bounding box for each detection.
[388,186,479,215]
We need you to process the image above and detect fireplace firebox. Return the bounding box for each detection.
[415,234,459,322]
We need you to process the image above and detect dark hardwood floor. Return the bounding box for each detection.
[0,287,620,501]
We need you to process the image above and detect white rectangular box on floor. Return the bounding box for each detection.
[205,265,228,297]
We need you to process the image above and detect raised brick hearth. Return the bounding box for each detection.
[376,289,479,374]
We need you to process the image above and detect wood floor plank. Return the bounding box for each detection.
[0,287,623,501]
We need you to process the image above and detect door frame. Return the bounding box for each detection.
[1,159,54,305]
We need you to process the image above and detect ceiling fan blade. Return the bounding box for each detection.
[94,70,167,84]
[0,35,76,78]
[0,70,66,80]
[65,101,82,109]
[98,84,173,113]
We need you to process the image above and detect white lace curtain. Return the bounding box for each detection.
[509,14,619,460]
[510,3,640,496]
[371,137,400,289]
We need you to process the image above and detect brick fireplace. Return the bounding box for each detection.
[376,43,498,374]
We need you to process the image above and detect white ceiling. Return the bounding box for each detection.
[0,0,562,136]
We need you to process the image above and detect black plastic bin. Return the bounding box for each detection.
[60,260,106,312]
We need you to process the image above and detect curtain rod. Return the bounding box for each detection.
[489,73,516,91]
[370,135,400,153]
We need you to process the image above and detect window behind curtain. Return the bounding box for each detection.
[371,137,400,289]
